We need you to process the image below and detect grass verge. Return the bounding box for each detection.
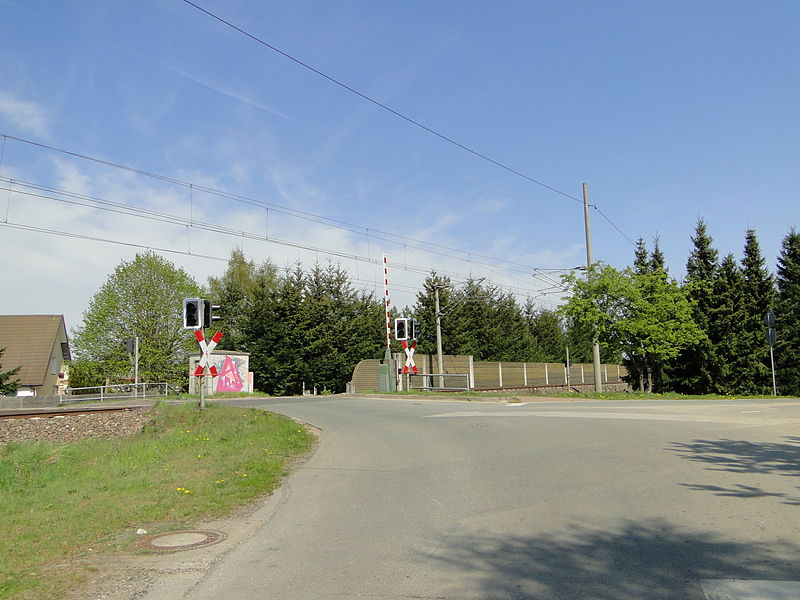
[0,402,313,600]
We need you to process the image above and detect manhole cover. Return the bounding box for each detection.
[141,530,226,553]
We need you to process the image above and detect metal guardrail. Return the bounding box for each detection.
[61,382,179,404]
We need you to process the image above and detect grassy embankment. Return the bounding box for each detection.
[0,402,313,600]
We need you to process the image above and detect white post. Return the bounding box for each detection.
[468,355,475,390]
[523,363,528,386]
[134,336,139,399]
[498,362,503,387]
[545,362,549,385]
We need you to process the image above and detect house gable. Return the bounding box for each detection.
[0,315,70,390]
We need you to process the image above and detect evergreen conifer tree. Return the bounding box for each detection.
[208,248,278,351]
[524,302,564,362]
[633,237,649,275]
[648,236,667,277]
[710,254,745,394]
[775,228,800,395]
[732,230,776,393]
[412,272,453,356]
[671,219,720,394]
[0,348,21,396]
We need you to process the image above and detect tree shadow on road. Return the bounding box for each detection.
[421,520,800,599]
[680,482,800,505]
[670,437,800,505]
[670,437,800,476]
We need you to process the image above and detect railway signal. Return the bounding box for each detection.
[183,298,203,330]
[394,318,419,341]
[394,318,408,341]
[203,300,221,328]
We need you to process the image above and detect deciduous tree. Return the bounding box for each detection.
[562,264,703,393]
[71,252,202,387]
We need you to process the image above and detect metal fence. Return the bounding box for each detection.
[406,373,471,392]
[61,382,177,404]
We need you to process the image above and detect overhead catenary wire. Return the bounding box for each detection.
[0,184,559,302]
[0,134,546,274]
[0,134,575,304]
[0,218,560,305]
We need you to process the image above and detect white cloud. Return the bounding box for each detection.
[0,92,50,138]
[0,139,577,331]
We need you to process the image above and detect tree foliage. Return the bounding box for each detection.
[0,347,21,396]
[710,253,746,394]
[412,274,567,363]
[776,228,800,395]
[730,229,776,394]
[561,264,703,392]
[524,302,567,362]
[670,219,721,394]
[208,248,278,351]
[411,272,454,357]
[240,261,385,395]
[71,251,203,387]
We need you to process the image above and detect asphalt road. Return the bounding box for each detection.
[147,395,800,599]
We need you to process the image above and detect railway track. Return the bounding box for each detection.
[0,405,151,420]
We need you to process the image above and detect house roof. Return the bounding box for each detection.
[0,315,70,387]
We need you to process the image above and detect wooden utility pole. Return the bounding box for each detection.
[583,183,603,392]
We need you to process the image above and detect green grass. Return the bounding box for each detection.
[0,403,313,600]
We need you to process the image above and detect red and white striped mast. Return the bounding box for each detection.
[383,254,392,360]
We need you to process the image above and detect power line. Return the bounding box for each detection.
[0,133,551,275]
[181,2,636,250]
[0,216,556,304]
[182,0,585,206]
[594,205,636,246]
[1,180,556,301]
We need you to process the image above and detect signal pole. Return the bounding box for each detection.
[435,286,444,389]
[583,183,603,392]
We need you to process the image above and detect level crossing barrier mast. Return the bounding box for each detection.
[383,254,392,360]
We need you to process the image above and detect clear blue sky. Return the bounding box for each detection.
[1,0,798,330]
